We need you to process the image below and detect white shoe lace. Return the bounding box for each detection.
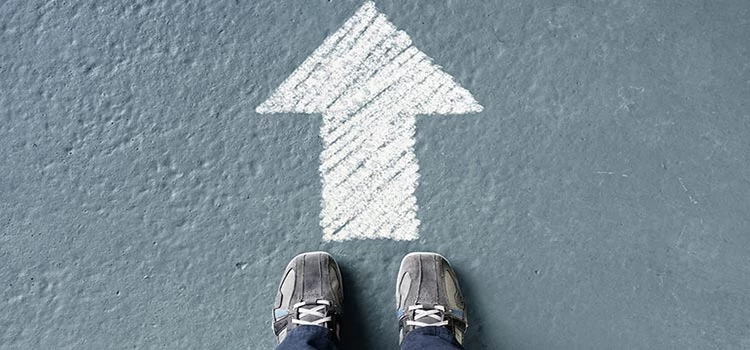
[406,304,449,328]
[291,300,333,327]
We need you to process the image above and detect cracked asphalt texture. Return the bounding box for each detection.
[1,0,749,349]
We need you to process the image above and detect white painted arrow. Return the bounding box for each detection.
[256,2,483,241]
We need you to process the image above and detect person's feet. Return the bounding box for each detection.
[396,252,468,344]
[272,252,344,344]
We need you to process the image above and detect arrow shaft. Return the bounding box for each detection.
[319,110,420,241]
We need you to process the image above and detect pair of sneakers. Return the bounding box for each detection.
[272,252,468,345]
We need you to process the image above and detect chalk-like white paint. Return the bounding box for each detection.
[256,1,483,241]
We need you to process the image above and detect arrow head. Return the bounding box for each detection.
[256,1,483,116]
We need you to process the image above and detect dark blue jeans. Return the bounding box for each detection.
[275,325,464,350]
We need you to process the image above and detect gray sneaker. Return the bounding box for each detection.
[396,252,468,344]
[272,252,344,344]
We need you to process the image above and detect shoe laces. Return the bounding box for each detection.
[406,304,449,328]
[292,300,333,327]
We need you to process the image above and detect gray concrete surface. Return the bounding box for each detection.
[1,0,749,349]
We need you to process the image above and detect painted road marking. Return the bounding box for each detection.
[256,1,483,241]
